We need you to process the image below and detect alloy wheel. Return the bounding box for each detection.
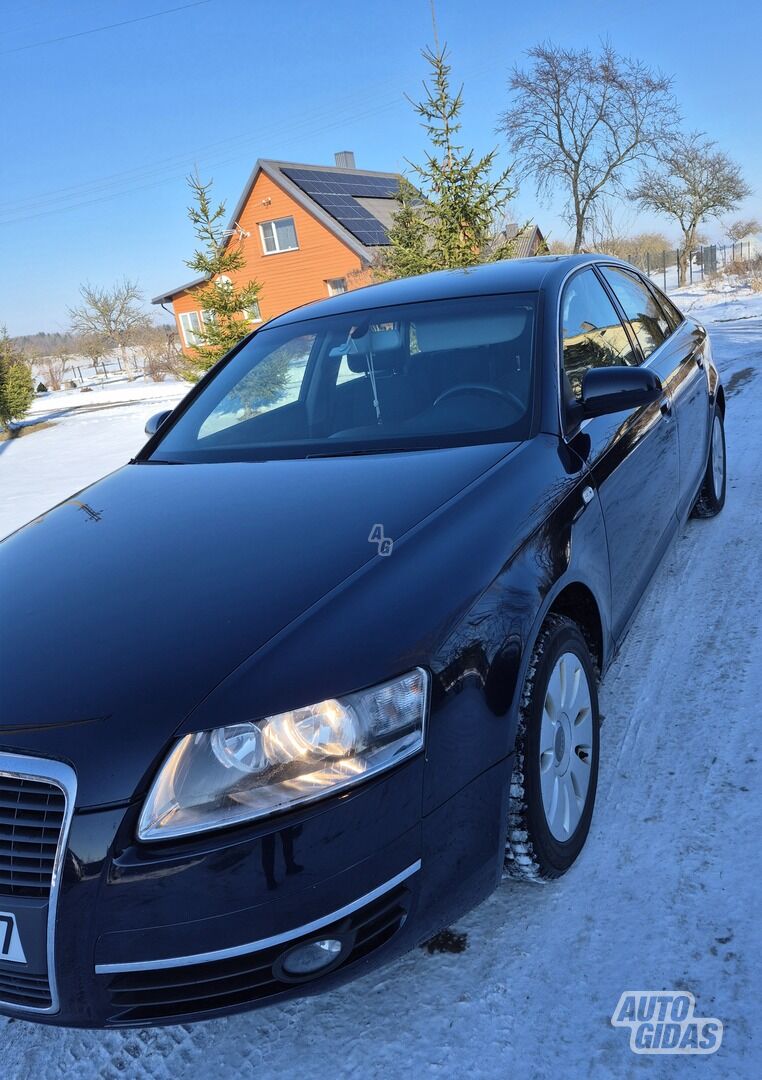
[539,651,594,841]
[712,413,725,495]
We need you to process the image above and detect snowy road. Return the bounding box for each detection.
[2,304,761,1077]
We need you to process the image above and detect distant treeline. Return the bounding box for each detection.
[12,326,174,357]
[12,330,79,355]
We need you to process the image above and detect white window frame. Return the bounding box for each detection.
[326,277,348,296]
[259,216,299,255]
[243,300,263,324]
[178,310,215,347]
[178,310,204,348]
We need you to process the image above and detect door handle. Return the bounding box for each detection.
[695,353,704,370]
[660,397,672,417]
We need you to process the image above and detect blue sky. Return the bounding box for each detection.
[1,0,760,335]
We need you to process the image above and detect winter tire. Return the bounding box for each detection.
[505,614,600,881]
[692,409,726,518]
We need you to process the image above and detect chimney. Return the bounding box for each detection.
[334,150,356,170]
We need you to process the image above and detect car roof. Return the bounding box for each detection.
[266,254,629,328]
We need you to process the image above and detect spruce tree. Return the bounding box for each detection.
[0,326,35,430]
[379,46,517,279]
[183,173,264,379]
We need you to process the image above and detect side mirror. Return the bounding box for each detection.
[145,410,173,436]
[580,366,662,419]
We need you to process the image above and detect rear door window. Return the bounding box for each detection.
[648,281,684,332]
[599,267,672,360]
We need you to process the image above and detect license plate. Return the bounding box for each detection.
[0,912,28,964]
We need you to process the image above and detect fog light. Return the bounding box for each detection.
[281,938,343,976]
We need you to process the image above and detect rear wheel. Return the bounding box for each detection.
[504,615,600,882]
[693,410,726,518]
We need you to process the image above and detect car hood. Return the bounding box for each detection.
[0,444,515,805]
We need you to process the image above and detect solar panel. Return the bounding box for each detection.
[282,167,399,246]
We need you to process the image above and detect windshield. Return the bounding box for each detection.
[149,293,537,463]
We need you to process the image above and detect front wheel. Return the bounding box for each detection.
[504,615,600,882]
[692,409,726,518]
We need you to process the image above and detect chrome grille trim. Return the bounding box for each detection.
[96,859,421,974]
[0,753,77,1015]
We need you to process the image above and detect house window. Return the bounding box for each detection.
[326,278,348,296]
[259,217,298,254]
[179,310,214,347]
[244,301,263,324]
[179,311,204,347]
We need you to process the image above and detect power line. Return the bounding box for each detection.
[0,99,408,224]
[0,98,410,226]
[0,85,407,216]
[0,49,431,219]
[0,46,510,226]
[0,0,214,56]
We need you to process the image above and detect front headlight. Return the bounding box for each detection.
[137,668,429,841]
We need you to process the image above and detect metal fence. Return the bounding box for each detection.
[632,241,758,291]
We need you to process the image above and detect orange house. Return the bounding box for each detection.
[152,152,402,353]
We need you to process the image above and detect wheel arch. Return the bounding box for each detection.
[716,383,726,419]
[498,574,608,730]
[545,581,604,675]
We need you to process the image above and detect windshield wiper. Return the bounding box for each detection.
[138,458,188,465]
[306,446,413,459]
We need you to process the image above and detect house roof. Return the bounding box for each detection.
[501,223,546,259]
[152,158,402,305]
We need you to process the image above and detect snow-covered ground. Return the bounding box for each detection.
[0,379,189,539]
[672,276,762,324]
[2,290,761,1077]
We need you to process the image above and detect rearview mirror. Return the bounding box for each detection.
[580,366,662,419]
[145,410,173,436]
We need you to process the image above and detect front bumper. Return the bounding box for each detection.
[0,750,509,1027]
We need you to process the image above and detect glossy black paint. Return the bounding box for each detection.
[578,365,662,419]
[0,255,721,1027]
[144,409,172,436]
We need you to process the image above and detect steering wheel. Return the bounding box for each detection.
[433,383,525,414]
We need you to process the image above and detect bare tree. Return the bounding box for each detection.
[634,132,751,284]
[133,324,184,382]
[500,43,677,252]
[38,348,71,391]
[68,280,150,377]
[585,201,633,257]
[585,201,671,266]
[725,217,761,243]
[74,332,110,377]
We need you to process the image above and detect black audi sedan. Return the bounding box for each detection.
[0,256,725,1027]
